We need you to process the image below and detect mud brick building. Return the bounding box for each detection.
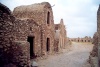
[13,2,55,55]
[6,19,42,67]
[14,19,41,57]
[0,2,55,67]
[0,3,42,66]
[69,36,92,42]
[0,2,68,67]
[54,19,67,52]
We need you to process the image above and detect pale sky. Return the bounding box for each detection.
[0,0,100,38]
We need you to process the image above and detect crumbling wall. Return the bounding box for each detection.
[60,19,67,48]
[0,3,42,67]
[10,18,41,67]
[12,12,41,67]
[0,3,16,66]
[13,2,55,55]
[14,19,41,56]
[54,39,59,52]
[0,2,68,66]
[54,24,61,52]
[11,41,30,67]
[0,3,31,67]
[54,19,67,52]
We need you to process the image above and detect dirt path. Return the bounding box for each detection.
[37,42,93,67]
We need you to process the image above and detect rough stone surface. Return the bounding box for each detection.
[14,19,41,57]
[90,32,98,57]
[13,2,55,55]
[89,5,100,67]
[54,19,67,52]
[0,2,68,67]
[89,56,99,67]
[97,5,100,67]
[11,41,30,67]
[0,3,16,66]
[0,3,41,67]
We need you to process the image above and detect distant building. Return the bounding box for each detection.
[69,36,92,42]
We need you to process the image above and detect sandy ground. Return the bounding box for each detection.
[36,42,93,67]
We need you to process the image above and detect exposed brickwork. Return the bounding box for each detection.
[69,36,92,42]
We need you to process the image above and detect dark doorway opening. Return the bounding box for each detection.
[88,40,90,42]
[47,12,50,24]
[46,38,50,51]
[78,40,79,42]
[27,36,35,59]
[85,40,86,42]
[82,40,83,42]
